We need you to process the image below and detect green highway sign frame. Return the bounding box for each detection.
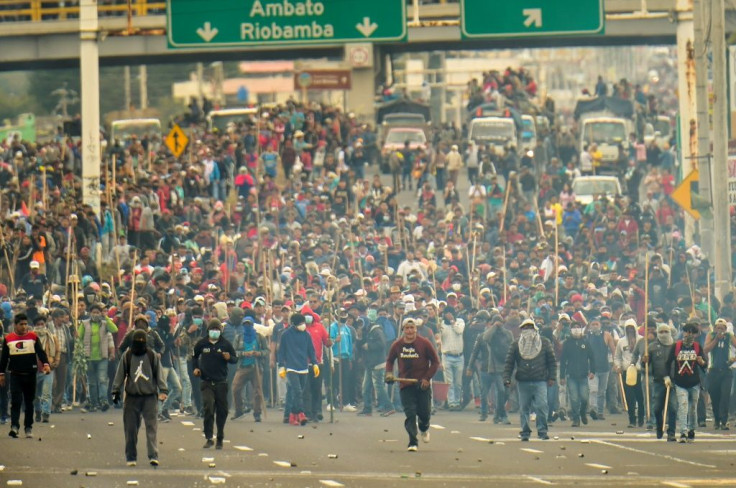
[460,0,604,39]
[167,0,407,48]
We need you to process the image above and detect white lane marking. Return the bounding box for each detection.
[234,445,253,451]
[469,436,492,442]
[520,448,544,454]
[525,475,555,485]
[273,461,291,468]
[661,482,691,488]
[320,481,345,488]
[585,463,612,469]
[592,440,717,468]
[430,424,446,430]
[180,421,195,426]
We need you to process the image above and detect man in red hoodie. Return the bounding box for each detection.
[0,313,51,439]
[301,304,332,422]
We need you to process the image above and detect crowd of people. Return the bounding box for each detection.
[0,68,735,460]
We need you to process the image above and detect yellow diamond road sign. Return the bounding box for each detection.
[671,169,700,220]
[166,124,188,158]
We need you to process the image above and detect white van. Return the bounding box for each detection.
[468,117,517,155]
[110,118,162,142]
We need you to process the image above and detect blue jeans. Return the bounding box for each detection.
[161,366,182,411]
[547,382,560,418]
[589,371,609,415]
[480,372,508,420]
[87,359,109,407]
[176,356,192,409]
[362,366,392,413]
[675,385,700,435]
[285,372,307,416]
[443,354,464,407]
[517,381,549,438]
[566,376,589,422]
[34,372,54,415]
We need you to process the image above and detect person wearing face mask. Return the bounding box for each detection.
[559,324,594,427]
[192,319,237,449]
[704,318,736,430]
[667,321,707,443]
[614,319,645,428]
[231,315,268,423]
[635,323,677,441]
[357,306,392,417]
[277,313,318,426]
[503,318,557,441]
[111,329,168,467]
[585,318,616,421]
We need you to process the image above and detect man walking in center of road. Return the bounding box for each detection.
[385,317,440,452]
[111,329,168,467]
[193,319,237,450]
[503,318,557,441]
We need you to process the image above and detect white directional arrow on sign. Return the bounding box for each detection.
[522,8,542,28]
[356,17,378,37]
[196,22,219,42]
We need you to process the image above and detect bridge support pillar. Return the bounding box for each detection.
[344,43,377,124]
[80,0,101,217]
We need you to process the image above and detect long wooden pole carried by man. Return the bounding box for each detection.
[644,252,650,420]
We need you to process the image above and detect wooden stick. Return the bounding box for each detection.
[554,222,559,307]
[128,250,138,333]
[707,268,712,325]
[0,226,15,294]
[499,176,512,233]
[663,384,671,431]
[644,252,650,420]
[502,245,508,304]
[618,372,628,412]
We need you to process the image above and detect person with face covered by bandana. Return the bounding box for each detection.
[232,315,268,422]
[192,319,237,449]
[559,323,594,427]
[503,318,557,441]
[635,323,678,441]
[667,321,707,443]
[111,329,168,466]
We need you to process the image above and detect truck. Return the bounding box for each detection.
[574,96,634,173]
[110,118,162,143]
[0,113,36,144]
[467,116,518,155]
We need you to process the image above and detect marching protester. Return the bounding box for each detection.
[503,318,557,441]
[636,322,677,441]
[192,319,237,449]
[277,312,319,426]
[668,321,707,443]
[111,329,168,466]
[0,313,51,438]
[385,317,440,451]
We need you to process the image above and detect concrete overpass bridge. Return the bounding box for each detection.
[0,0,728,70]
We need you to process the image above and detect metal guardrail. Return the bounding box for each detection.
[0,0,165,22]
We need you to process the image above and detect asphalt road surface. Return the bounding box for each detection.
[1,405,735,488]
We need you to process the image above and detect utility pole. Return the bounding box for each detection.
[80,0,101,217]
[711,0,732,300]
[694,0,713,259]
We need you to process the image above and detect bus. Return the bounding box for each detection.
[110,118,162,142]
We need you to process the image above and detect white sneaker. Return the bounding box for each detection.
[126,461,136,467]
[344,404,357,412]
[326,404,335,412]
[421,430,430,444]
[407,444,418,452]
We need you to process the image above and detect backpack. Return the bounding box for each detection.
[126,348,157,379]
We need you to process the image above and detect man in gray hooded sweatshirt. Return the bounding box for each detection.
[112,329,168,467]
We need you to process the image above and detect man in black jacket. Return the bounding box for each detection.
[193,319,237,449]
[503,318,557,441]
[559,324,595,427]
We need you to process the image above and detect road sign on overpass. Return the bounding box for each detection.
[461,0,604,39]
[167,0,406,48]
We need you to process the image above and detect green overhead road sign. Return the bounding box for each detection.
[167,0,406,48]
[461,0,604,39]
